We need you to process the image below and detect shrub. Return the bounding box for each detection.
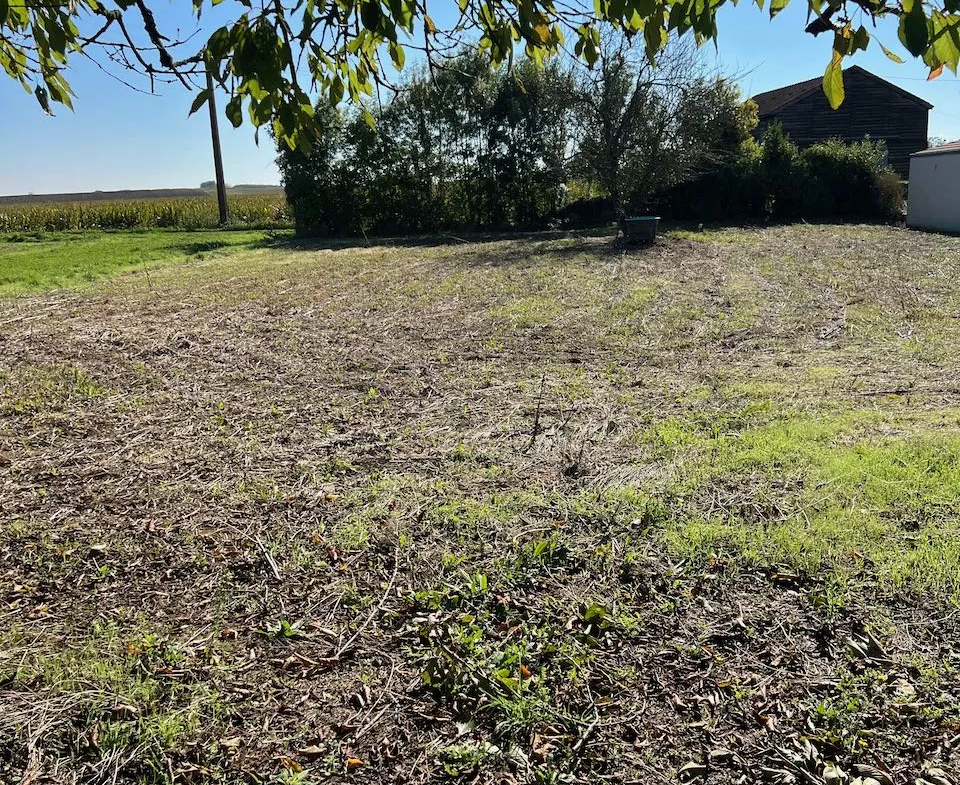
[760,123,808,219]
[277,48,750,238]
[662,124,902,223]
[801,138,901,219]
[872,170,906,220]
[554,196,615,228]
[278,104,360,237]
[666,140,763,221]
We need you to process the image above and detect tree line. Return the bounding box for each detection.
[278,38,901,238]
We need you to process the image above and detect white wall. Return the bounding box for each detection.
[908,153,960,233]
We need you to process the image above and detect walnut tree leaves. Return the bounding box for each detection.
[4,0,960,144]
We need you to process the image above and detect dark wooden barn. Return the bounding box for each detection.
[751,66,932,178]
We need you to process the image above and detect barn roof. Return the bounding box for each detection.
[750,65,933,117]
[912,140,960,157]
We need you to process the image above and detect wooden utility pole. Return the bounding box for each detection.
[206,67,229,225]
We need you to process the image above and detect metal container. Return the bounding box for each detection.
[621,216,660,245]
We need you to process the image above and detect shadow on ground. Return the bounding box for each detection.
[250,225,619,254]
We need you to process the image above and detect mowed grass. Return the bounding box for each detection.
[3,224,960,785]
[0,229,277,295]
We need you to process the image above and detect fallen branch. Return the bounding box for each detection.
[851,386,960,397]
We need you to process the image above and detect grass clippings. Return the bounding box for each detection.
[3,224,960,785]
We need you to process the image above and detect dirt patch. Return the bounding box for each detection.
[3,225,960,784]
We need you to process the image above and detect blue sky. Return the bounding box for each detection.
[2,1,958,196]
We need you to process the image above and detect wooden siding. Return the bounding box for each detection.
[756,69,928,178]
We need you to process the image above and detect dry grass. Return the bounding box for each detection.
[3,224,960,785]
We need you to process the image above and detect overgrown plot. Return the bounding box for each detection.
[3,225,960,784]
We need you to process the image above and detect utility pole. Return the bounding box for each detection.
[206,67,229,225]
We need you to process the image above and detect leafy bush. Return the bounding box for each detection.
[667,141,763,222]
[279,104,359,237]
[872,170,906,220]
[664,124,903,222]
[278,55,572,237]
[801,138,899,219]
[555,197,615,229]
[278,48,752,237]
[280,58,901,237]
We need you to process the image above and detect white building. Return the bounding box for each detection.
[907,141,960,233]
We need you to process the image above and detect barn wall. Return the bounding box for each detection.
[907,154,960,232]
[756,70,928,178]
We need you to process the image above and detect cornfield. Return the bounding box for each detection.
[0,194,293,232]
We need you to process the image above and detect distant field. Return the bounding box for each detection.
[0,184,284,206]
[0,193,292,232]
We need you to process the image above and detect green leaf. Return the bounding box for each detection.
[879,41,905,63]
[822,50,844,109]
[329,75,344,105]
[206,26,231,61]
[34,84,51,114]
[244,77,268,100]
[45,77,72,110]
[852,25,869,52]
[360,0,383,32]
[46,21,67,58]
[643,17,667,59]
[668,1,688,29]
[0,0,8,25]
[225,94,243,127]
[833,28,852,55]
[249,94,273,125]
[769,0,789,19]
[188,88,211,116]
[388,40,405,69]
[932,14,960,73]
[900,2,930,57]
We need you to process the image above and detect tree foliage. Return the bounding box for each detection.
[1,0,957,148]
[277,49,753,235]
[278,53,574,235]
[570,35,757,216]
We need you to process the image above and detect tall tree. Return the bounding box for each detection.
[2,0,957,148]
[571,35,752,216]
[276,51,573,234]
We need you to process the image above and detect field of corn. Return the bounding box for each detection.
[0,193,292,232]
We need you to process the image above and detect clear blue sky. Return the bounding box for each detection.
[2,1,958,196]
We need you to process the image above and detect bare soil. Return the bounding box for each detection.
[3,225,960,785]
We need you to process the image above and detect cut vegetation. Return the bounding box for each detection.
[2,224,960,785]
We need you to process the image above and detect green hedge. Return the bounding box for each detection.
[665,124,903,222]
